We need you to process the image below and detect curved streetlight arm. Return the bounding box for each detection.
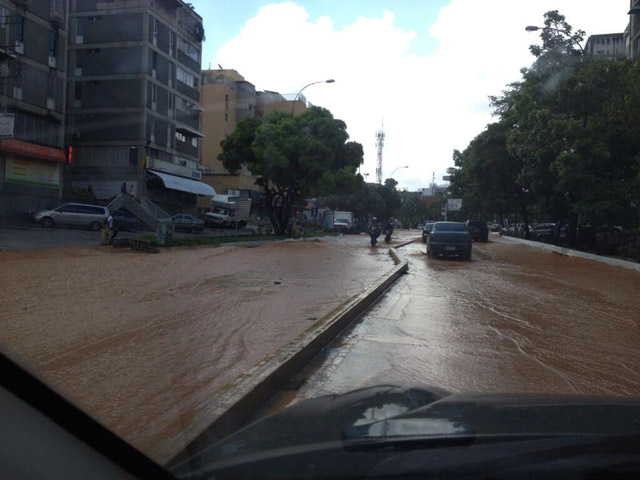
[291,79,335,115]
[390,166,409,178]
[525,25,585,54]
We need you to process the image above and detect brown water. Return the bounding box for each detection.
[0,239,393,464]
[292,238,640,403]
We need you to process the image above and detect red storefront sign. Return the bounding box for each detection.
[0,139,66,162]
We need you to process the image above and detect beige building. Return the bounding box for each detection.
[585,33,625,58]
[197,69,306,214]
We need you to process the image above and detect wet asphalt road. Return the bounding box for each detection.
[276,235,640,408]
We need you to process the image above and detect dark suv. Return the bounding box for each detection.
[465,220,489,242]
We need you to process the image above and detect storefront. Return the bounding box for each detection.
[145,169,215,215]
[0,139,65,223]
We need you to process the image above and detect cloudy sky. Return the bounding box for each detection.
[188,0,630,190]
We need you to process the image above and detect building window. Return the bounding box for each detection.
[176,66,197,88]
[74,82,82,100]
[151,83,157,104]
[191,137,197,148]
[48,31,57,57]
[15,15,25,42]
[88,16,101,21]
[47,69,56,100]
[152,51,157,76]
[177,37,200,62]
[87,48,100,54]
[175,131,186,143]
[129,147,138,167]
[75,51,82,74]
[169,30,175,56]
[13,58,23,99]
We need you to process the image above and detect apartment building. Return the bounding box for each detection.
[67,0,212,214]
[0,0,67,222]
[585,33,626,58]
[198,68,306,214]
[624,0,640,59]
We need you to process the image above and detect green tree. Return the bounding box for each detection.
[325,179,401,227]
[219,107,364,235]
[397,191,429,228]
[455,10,640,245]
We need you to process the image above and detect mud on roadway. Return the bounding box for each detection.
[0,239,394,464]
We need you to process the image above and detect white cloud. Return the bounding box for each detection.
[216,1,630,190]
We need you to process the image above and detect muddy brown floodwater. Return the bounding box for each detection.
[292,237,640,406]
[0,239,393,464]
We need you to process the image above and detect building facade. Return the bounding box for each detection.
[585,33,626,58]
[625,0,640,59]
[198,68,306,214]
[67,0,211,214]
[0,0,68,222]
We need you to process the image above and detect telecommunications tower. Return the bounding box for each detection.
[375,122,385,184]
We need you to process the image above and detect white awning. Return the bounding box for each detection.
[148,170,216,196]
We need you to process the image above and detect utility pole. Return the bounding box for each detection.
[375,122,385,184]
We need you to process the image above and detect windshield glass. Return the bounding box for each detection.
[1,0,639,478]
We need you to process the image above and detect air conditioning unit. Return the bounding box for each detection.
[14,41,24,55]
[48,55,57,68]
[47,98,55,110]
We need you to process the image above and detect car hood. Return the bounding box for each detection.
[173,384,640,475]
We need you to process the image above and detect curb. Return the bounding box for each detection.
[499,235,640,272]
[169,244,410,466]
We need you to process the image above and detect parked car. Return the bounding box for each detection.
[32,203,109,231]
[465,220,489,242]
[171,214,205,233]
[427,221,472,260]
[531,223,557,242]
[112,209,139,231]
[421,222,435,243]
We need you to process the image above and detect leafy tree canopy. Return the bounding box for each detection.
[219,107,364,234]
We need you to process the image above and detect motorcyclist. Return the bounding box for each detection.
[384,218,394,243]
[368,217,381,247]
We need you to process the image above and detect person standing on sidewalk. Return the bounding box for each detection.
[121,182,128,196]
[106,212,117,243]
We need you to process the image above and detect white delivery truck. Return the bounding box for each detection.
[323,210,353,233]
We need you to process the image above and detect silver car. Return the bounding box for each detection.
[33,203,109,231]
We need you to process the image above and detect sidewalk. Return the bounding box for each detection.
[0,238,395,464]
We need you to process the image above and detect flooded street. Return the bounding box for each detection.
[292,236,640,403]
[0,239,393,464]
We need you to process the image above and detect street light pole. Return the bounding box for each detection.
[525,25,585,54]
[291,79,335,115]
[390,166,409,179]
